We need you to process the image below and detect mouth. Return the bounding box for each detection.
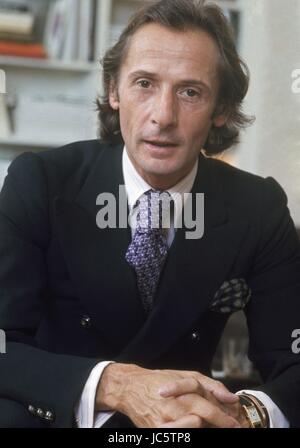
[144,139,178,148]
[143,140,180,158]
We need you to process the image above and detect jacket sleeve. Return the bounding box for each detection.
[0,153,102,428]
[245,176,300,427]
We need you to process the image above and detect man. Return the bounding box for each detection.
[0,0,299,428]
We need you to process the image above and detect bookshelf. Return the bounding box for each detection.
[0,0,104,184]
[97,0,242,55]
[0,55,98,72]
[0,0,243,187]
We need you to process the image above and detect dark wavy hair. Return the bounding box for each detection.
[96,0,254,155]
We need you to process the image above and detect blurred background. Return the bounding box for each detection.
[0,0,299,390]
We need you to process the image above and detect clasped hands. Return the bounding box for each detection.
[96,363,250,428]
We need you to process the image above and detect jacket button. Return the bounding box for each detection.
[191,331,200,342]
[45,410,55,422]
[80,315,91,328]
[28,405,36,415]
[36,408,44,418]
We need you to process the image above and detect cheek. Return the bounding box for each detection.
[177,112,213,153]
[124,88,155,116]
[120,100,151,138]
[120,90,149,118]
[180,113,212,140]
[118,99,136,133]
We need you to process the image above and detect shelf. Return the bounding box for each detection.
[0,56,99,73]
[0,136,66,150]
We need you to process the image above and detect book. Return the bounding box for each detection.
[0,31,35,42]
[0,68,5,93]
[62,0,79,61]
[0,9,34,36]
[78,0,93,61]
[0,40,47,58]
[0,94,11,138]
[44,0,69,60]
[0,1,97,62]
[88,0,96,61]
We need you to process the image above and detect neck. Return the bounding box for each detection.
[143,175,186,191]
[136,164,197,191]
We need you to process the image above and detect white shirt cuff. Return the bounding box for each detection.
[237,389,290,428]
[75,360,116,428]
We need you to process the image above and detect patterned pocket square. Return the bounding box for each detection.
[210,278,251,314]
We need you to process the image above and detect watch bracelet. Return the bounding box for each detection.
[239,395,264,428]
[239,393,269,428]
[244,394,270,428]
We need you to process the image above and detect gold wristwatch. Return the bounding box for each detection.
[239,394,269,428]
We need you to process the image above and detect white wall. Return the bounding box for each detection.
[236,0,300,225]
[0,159,8,187]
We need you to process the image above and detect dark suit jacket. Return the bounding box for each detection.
[0,140,299,428]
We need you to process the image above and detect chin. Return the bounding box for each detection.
[145,167,189,186]
[143,159,180,176]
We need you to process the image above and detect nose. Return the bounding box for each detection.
[150,87,178,130]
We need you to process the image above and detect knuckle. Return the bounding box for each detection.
[161,409,173,421]
[203,407,215,421]
[190,371,201,378]
[193,415,203,428]
[193,373,204,384]
[176,394,192,409]
[161,402,179,421]
[191,377,200,388]
[227,417,239,428]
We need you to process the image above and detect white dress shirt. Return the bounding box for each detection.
[75,147,289,428]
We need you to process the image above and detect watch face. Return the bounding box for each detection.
[248,406,261,423]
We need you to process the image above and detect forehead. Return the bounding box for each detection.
[121,23,220,82]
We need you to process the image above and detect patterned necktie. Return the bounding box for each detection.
[125,189,170,315]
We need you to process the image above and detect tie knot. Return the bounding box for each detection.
[137,189,172,230]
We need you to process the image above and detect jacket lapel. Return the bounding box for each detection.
[116,154,249,364]
[54,145,146,354]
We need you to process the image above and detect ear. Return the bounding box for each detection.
[213,113,227,128]
[109,82,120,110]
[212,103,228,128]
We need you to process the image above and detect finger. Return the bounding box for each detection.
[211,388,239,403]
[158,378,205,398]
[197,377,238,403]
[177,394,241,428]
[204,390,240,419]
[158,414,204,428]
[176,370,238,403]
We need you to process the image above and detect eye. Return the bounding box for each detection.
[183,88,200,98]
[137,80,151,89]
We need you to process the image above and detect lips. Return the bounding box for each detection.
[143,140,178,158]
[144,140,178,147]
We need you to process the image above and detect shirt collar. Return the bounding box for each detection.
[122,146,199,221]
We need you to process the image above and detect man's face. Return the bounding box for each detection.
[109,23,226,189]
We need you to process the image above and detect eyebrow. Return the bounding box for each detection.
[128,70,212,93]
